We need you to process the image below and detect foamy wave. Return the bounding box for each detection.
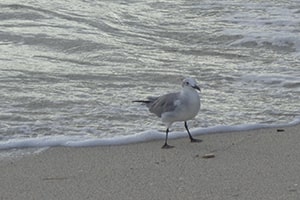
[1,118,299,150]
[221,3,300,52]
[227,32,300,52]
[241,74,300,89]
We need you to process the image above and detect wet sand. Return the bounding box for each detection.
[1,125,300,200]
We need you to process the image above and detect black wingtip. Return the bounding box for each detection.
[132,100,152,103]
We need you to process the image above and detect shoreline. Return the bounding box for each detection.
[1,118,299,150]
[1,124,300,199]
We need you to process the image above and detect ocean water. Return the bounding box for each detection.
[0,0,300,151]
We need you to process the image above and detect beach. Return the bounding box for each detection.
[1,1,299,199]
[1,124,300,200]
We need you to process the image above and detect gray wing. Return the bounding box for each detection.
[148,92,180,117]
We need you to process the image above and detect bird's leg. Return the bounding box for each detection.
[161,128,174,149]
[184,121,202,143]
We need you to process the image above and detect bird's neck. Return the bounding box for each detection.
[180,87,199,98]
[181,86,195,93]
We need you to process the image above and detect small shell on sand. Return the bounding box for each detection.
[202,153,215,159]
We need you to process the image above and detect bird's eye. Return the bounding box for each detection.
[186,81,189,85]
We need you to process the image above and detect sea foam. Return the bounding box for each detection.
[1,117,299,150]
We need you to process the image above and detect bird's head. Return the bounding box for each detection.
[182,77,201,91]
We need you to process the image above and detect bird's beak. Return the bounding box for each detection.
[193,85,201,92]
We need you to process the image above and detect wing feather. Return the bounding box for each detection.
[149,92,180,117]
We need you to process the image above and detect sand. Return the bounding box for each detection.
[1,125,300,200]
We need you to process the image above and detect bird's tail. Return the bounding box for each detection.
[132,100,152,103]
[132,97,157,105]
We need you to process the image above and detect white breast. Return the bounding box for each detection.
[162,88,200,123]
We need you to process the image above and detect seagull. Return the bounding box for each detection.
[133,77,202,149]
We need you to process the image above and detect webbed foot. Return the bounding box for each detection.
[161,143,174,149]
[190,138,203,143]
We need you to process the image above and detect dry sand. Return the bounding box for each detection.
[1,125,300,200]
